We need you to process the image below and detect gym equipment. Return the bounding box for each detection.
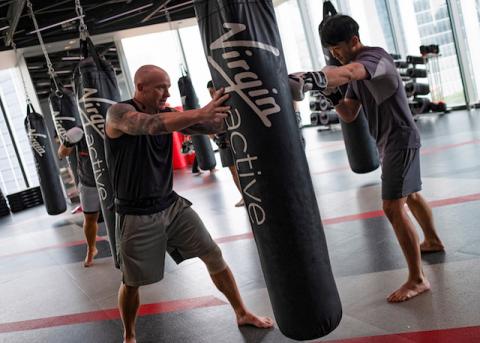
[395,61,409,69]
[409,97,431,115]
[6,187,44,213]
[321,1,379,174]
[389,53,401,60]
[194,0,342,339]
[319,111,340,126]
[311,111,339,126]
[0,188,10,217]
[310,97,330,112]
[25,104,66,215]
[177,73,217,170]
[26,0,84,189]
[74,5,119,267]
[405,82,430,97]
[420,44,439,55]
[406,55,425,65]
[429,101,447,112]
[406,68,427,78]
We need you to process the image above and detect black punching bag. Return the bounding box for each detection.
[49,81,81,185]
[321,1,380,174]
[194,0,342,339]
[178,73,217,170]
[74,37,119,268]
[25,104,66,215]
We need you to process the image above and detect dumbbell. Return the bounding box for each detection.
[406,55,425,65]
[405,83,430,97]
[406,68,427,78]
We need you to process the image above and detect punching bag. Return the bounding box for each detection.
[322,1,380,174]
[49,80,81,185]
[74,37,119,268]
[194,0,342,339]
[178,73,217,170]
[25,104,66,215]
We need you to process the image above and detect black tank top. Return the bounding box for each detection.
[105,99,178,215]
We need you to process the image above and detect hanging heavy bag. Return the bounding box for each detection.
[49,80,83,185]
[178,73,217,170]
[25,104,66,215]
[74,37,119,268]
[321,1,380,174]
[194,0,342,339]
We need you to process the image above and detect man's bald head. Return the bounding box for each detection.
[134,65,168,88]
[133,65,171,112]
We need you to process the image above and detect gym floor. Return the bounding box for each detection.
[0,109,479,343]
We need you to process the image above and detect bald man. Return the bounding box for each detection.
[105,65,273,343]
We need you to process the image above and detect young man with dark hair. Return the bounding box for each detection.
[290,14,444,303]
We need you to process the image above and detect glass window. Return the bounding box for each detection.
[395,0,465,106]
[178,25,214,107]
[307,0,397,54]
[347,0,397,53]
[452,0,480,103]
[0,68,38,194]
[274,0,314,124]
[121,30,185,107]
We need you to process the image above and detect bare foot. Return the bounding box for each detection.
[83,248,98,268]
[387,279,431,303]
[123,338,136,343]
[235,199,245,207]
[237,311,274,328]
[420,240,445,253]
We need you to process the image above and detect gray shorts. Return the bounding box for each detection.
[115,197,218,287]
[78,182,101,213]
[219,147,234,167]
[381,148,422,200]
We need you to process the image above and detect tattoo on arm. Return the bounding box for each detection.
[107,103,168,135]
[181,120,226,135]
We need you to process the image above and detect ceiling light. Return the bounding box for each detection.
[55,70,73,75]
[26,16,85,35]
[62,56,81,61]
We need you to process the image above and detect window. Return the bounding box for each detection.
[274,0,315,124]
[0,68,38,194]
[121,30,186,107]
[178,25,214,107]
[452,0,480,103]
[394,0,465,106]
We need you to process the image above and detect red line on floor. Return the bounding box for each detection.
[0,236,107,259]
[3,193,480,255]
[309,138,480,176]
[420,139,480,155]
[214,232,254,244]
[324,325,480,343]
[215,193,480,245]
[311,165,350,175]
[0,296,226,334]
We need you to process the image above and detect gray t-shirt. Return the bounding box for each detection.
[346,46,421,156]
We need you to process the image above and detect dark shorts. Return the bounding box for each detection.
[381,148,422,200]
[219,147,235,167]
[115,197,218,287]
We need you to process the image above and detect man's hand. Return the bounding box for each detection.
[321,87,343,107]
[63,127,84,147]
[199,88,230,123]
[288,71,328,101]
